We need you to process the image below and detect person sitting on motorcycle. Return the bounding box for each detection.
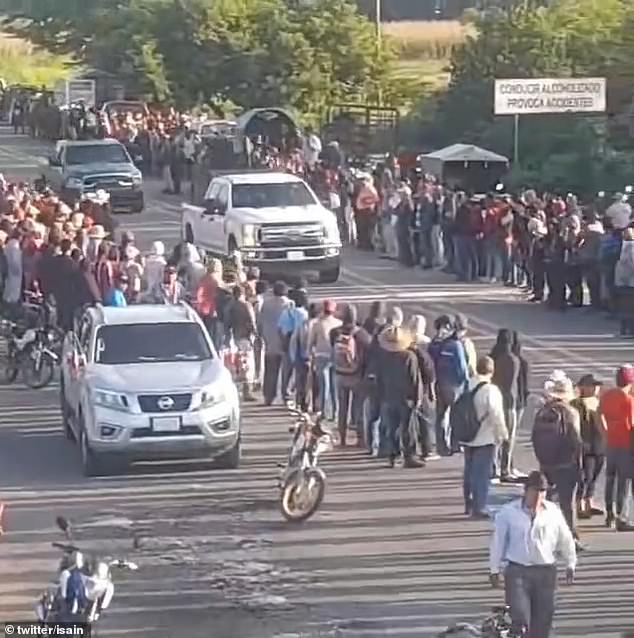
[58,550,87,619]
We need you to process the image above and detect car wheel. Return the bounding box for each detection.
[80,425,118,477]
[215,438,241,469]
[60,381,75,441]
[318,263,340,284]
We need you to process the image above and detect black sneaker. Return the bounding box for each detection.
[403,457,424,469]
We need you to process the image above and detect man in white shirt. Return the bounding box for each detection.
[489,470,576,638]
[462,356,508,519]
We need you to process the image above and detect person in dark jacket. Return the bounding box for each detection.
[362,300,386,336]
[511,331,529,416]
[490,329,522,483]
[408,315,437,460]
[51,239,79,332]
[225,284,257,401]
[376,321,423,468]
[428,314,468,456]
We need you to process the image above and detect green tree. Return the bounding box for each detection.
[3,0,392,116]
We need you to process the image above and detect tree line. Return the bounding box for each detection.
[2,0,395,118]
[420,0,634,193]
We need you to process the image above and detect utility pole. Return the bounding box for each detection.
[375,0,381,53]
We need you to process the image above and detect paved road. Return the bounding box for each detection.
[1,129,633,637]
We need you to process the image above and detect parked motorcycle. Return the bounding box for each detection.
[35,516,137,625]
[0,319,61,388]
[278,409,333,523]
[0,293,61,388]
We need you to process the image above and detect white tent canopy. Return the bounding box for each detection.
[422,143,509,164]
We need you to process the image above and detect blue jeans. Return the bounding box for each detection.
[463,444,496,514]
[364,390,383,455]
[485,239,504,280]
[314,357,336,419]
[454,235,478,282]
[380,400,416,459]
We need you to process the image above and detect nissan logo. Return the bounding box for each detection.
[157,396,175,410]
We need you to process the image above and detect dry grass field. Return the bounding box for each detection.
[384,20,474,92]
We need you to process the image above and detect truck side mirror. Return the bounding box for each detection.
[48,155,61,167]
[204,199,225,216]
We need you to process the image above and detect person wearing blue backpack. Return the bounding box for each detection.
[429,315,469,456]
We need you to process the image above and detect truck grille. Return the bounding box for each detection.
[258,223,324,247]
[83,174,134,189]
[131,425,202,438]
[137,393,192,413]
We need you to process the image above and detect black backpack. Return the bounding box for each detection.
[450,382,488,445]
[532,401,579,467]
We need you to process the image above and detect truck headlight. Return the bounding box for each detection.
[200,388,229,409]
[132,173,143,186]
[323,220,341,244]
[93,389,129,412]
[242,224,257,247]
[65,177,84,190]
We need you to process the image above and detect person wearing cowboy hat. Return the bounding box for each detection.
[531,372,583,546]
[376,308,423,469]
[490,470,576,638]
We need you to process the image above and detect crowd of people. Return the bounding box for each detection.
[345,159,634,335]
[2,117,634,635]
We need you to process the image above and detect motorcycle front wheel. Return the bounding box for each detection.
[22,348,55,389]
[280,468,325,523]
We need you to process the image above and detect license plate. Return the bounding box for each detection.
[152,416,181,433]
[287,251,304,261]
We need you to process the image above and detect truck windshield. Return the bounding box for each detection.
[232,182,316,208]
[95,323,212,365]
[65,144,130,165]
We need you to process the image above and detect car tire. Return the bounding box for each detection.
[318,263,340,284]
[131,204,144,214]
[60,381,75,441]
[80,425,123,477]
[215,438,241,469]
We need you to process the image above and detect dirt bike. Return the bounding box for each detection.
[439,606,526,637]
[278,409,333,523]
[35,516,138,626]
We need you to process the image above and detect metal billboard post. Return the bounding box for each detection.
[513,114,520,165]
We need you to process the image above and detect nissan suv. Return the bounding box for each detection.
[47,139,144,213]
[60,303,240,476]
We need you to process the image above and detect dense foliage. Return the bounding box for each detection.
[420,0,634,193]
[2,0,394,118]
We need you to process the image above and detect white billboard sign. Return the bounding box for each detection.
[494,78,606,115]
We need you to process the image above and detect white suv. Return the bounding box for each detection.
[60,303,240,476]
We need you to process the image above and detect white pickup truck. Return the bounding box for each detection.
[181,171,342,282]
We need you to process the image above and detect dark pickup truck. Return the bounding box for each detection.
[46,139,144,213]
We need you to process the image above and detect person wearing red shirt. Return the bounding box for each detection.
[599,365,634,531]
